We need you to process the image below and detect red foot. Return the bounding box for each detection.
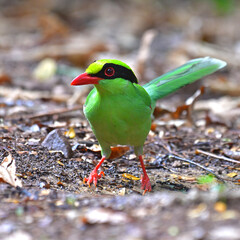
[83,170,105,187]
[139,155,152,195]
[141,174,152,195]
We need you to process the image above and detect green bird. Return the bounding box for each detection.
[71,57,226,194]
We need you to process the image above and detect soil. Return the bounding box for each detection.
[0,0,240,239]
[0,94,239,240]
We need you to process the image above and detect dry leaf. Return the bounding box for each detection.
[118,188,126,196]
[57,160,64,166]
[195,96,240,120]
[150,122,157,131]
[214,201,227,213]
[0,70,12,85]
[172,86,205,122]
[0,152,22,187]
[208,78,240,96]
[122,173,140,181]
[188,203,207,218]
[88,144,101,152]
[109,146,130,160]
[170,174,196,182]
[64,127,76,139]
[153,106,171,119]
[33,58,57,81]
[223,149,240,160]
[226,172,238,178]
[153,87,204,122]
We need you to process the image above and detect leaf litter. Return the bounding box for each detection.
[0,0,240,239]
[0,152,22,188]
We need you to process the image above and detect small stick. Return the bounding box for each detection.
[5,106,82,121]
[168,155,225,182]
[196,149,240,165]
[159,140,225,182]
[28,106,82,119]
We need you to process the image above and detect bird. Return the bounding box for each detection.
[71,57,226,194]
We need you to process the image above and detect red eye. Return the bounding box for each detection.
[104,67,115,77]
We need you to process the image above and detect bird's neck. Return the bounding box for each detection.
[94,78,131,96]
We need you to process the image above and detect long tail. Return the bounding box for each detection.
[143,57,226,105]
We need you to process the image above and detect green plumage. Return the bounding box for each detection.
[84,78,151,158]
[82,57,226,158]
[71,57,226,192]
[144,57,226,108]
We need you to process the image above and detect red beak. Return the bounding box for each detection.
[71,72,102,86]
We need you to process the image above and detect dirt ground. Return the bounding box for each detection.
[0,0,240,239]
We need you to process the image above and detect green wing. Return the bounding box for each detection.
[143,57,226,103]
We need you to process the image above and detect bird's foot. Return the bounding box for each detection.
[141,174,152,195]
[83,170,105,187]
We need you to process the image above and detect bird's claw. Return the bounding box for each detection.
[83,170,105,187]
[141,174,152,195]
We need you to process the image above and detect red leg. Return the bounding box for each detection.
[139,155,152,194]
[83,156,105,187]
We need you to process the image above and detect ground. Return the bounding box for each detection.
[0,0,240,239]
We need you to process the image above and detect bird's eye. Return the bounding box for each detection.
[104,67,115,77]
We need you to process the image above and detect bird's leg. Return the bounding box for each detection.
[139,155,152,194]
[83,156,105,187]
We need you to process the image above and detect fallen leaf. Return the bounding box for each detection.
[150,122,157,131]
[214,201,227,213]
[223,149,240,160]
[0,70,12,85]
[64,127,76,139]
[57,181,65,187]
[57,160,64,166]
[197,174,216,184]
[118,188,126,196]
[153,106,171,119]
[172,86,205,122]
[0,152,22,187]
[88,144,101,153]
[122,173,140,181]
[167,226,179,237]
[205,112,228,127]
[226,172,238,178]
[153,87,204,123]
[170,174,197,182]
[171,104,189,119]
[195,96,240,121]
[109,146,130,160]
[188,203,207,218]
[33,58,57,81]
[208,77,240,96]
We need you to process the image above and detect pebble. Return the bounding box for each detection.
[3,230,32,240]
[41,129,73,158]
[209,226,240,240]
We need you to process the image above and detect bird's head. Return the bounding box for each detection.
[71,59,138,86]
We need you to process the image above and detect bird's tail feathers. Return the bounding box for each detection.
[143,57,226,103]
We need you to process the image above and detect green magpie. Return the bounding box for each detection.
[71,57,226,194]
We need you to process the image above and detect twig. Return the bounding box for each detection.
[169,155,225,182]
[5,106,82,121]
[159,140,225,182]
[28,106,82,119]
[196,149,240,165]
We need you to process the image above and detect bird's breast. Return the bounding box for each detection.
[84,91,152,147]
